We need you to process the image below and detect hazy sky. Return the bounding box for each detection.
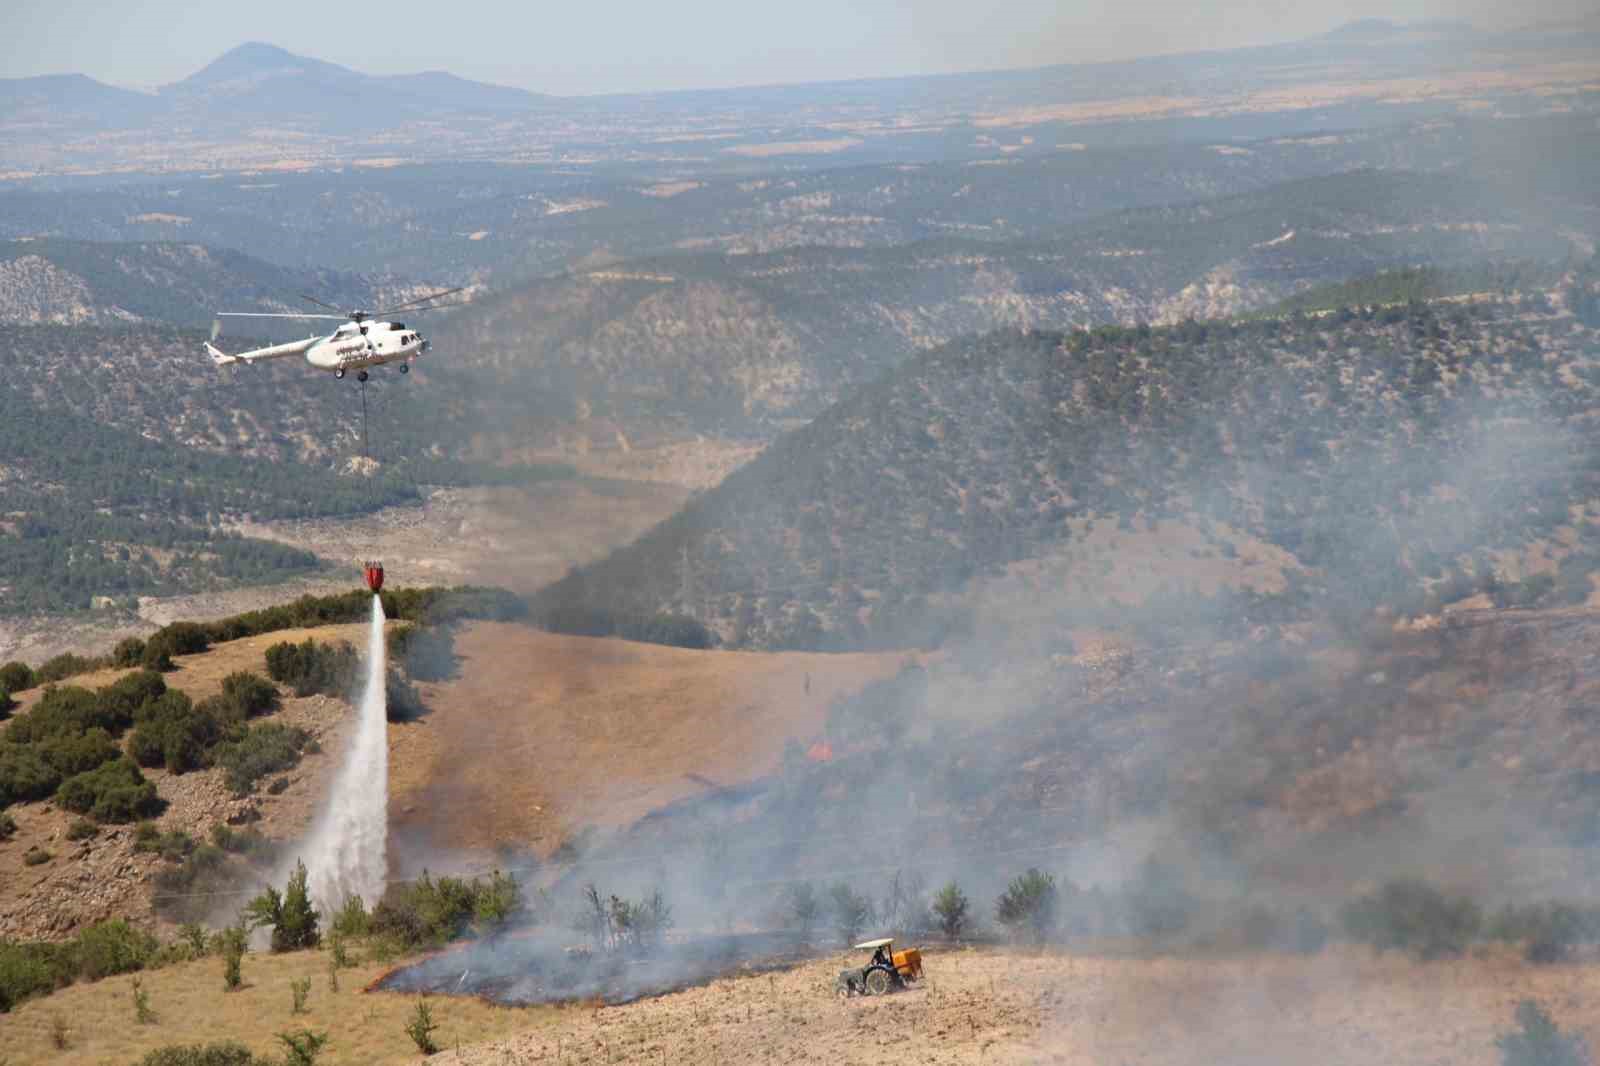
[2,0,1595,96]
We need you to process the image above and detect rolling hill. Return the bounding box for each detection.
[437,165,1597,437]
[0,239,423,327]
[533,268,1600,648]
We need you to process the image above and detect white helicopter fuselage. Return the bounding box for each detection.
[305,320,428,372]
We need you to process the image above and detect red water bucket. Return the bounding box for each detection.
[364,561,384,593]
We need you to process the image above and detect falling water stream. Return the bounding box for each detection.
[302,594,389,914]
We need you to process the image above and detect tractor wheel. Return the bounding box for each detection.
[864,967,893,996]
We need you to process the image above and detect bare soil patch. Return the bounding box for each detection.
[388,622,910,856]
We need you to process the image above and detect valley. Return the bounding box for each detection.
[7,13,1600,1064]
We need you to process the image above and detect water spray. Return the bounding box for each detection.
[301,562,389,916]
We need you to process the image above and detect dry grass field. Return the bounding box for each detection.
[422,944,1600,1066]
[16,939,1600,1066]
[0,942,556,1065]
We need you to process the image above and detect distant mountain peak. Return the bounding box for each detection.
[171,41,357,92]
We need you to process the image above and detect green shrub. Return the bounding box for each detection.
[23,847,50,866]
[34,653,96,685]
[112,638,148,668]
[290,975,311,1014]
[0,662,34,694]
[39,726,121,777]
[180,924,208,957]
[129,691,223,774]
[72,920,158,981]
[140,643,174,672]
[100,670,168,723]
[132,974,155,1023]
[133,820,161,852]
[372,870,515,949]
[785,882,819,940]
[220,673,280,719]
[932,881,970,938]
[277,1029,329,1066]
[327,931,350,970]
[473,870,522,938]
[210,824,273,858]
[828,882,873,947]
[0,744,61,807]
[215,723,310,796]
[56,758,163,823]
[1490,902,1588,964]
[330,895,370,938]
[65,818,98,841]
[217,926,246,991]
[0,687,11,718]
[0,811,15,840]
[244,860,320,952]
[0,939,72,1012]
[1341,879,1482,960]
[6,685,116,743]
[1497,1000,1591,1066]
[996,868,1058,942]
[148,622,210,658]
[264,640,357,698]
[405,998,440,1055]
[137,1042,270,1066]
[157,830,196,863]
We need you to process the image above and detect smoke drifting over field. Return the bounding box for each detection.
[367,262,1600,1038]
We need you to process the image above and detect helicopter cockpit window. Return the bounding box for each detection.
[390,322,405,331]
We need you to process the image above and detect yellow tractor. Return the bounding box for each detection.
[835,937,923,997]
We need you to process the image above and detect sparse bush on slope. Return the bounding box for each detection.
[996,868,1058,943]
[214,723,312,796]
[1341,879,1482,960]
[56,757,163,823]
[137,1042,271,1066]
[264,639,357,698]
[1497,1000,1591,1066]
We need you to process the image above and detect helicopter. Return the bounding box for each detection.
[204,287,467,381]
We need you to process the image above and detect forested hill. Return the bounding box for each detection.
[536,268,1600,648]
[0,239,416,328]
[437,166,1596,436]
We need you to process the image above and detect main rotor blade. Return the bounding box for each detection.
[297,293,345,312]
[374,286,468,315]
[392,300,472,314]
[216,312,346,319]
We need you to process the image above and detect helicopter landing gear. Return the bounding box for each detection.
[335,368,346,379]
[399,363,409,374]
[357,370,369,382]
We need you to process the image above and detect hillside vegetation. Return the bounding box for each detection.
[439,166,1595,435]
[538,269,1600,647]
[0,239,407,327]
